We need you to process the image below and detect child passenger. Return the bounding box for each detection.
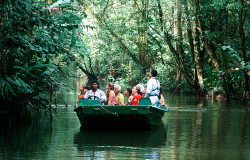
[159,88,167,109]
[124,88,133,105]
[75,85,89,107]
[131,86,142,105]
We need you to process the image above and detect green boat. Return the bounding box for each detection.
[74,98,168,130]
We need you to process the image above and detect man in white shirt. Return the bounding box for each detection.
[145,69,160,107]
[84,80,106,103]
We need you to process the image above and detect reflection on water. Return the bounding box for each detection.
[0,78,250,159]
[74,126,166,148]
[0,120,53,159]
[73,126,167,159]
[162,96,250,160]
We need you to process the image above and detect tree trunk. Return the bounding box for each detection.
[239,0,248,100]
[174,0,184,85]
[80,1,138,61]
[192,18,204,88]
[65,50,97,81]
[79,0,155,83]
[156,0,199,90]
[176,68,183,83]
[191,0,220,71]
[133,0,150,76]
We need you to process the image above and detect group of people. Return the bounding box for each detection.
[75,69,166,109]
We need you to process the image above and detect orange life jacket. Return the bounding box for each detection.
[76,94,85,104]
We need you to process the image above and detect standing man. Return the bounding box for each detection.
[145,69,160,107]
[84,80,106,103]
[114,84,124,105]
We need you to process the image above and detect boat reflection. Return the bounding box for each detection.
[73,124,167,149]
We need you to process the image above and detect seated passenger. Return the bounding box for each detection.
[106,82,117,105]
[84,80,106,103]
[159,88,167,109]
[75,85,89,107]
[124,88,133,105]
[141,86,147,98]
[131,86,142,105]
[114,84,124,105]
[136,83,145,96]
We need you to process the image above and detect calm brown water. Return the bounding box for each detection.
[1,78,250,159]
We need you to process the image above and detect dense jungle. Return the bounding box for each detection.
[0,0,249,123]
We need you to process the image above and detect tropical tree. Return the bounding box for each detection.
[0,0,90,123]
[77,0,249,100]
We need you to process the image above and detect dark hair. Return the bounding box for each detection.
[126,88,132,96]
[91,80,100,89]
[83,86,90,90]
[135,86,141,95]
[151,69,158,77]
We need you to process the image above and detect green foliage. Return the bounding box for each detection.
[203,43,249,98]
[0,0,87,121]
[44,0,248,101]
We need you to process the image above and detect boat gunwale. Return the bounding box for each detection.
[74,105,168,113]
[74,104,167,130]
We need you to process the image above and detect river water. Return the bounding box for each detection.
[1,78,250,159]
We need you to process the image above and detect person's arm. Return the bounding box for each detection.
[100,90,107,103]
[125,100,129,105]
[157,80,161,96]
[108,91,115,105]
[84,91,90,100]
[120,94,124,105]
[108,92,112,105]
[116,96,120,105]
[125,95,133,105]
[145,80,152,98]
[160,94,165,106]
[125,98,129,105]
[76,97,79,105]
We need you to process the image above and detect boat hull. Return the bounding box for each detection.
[74,104,166,130]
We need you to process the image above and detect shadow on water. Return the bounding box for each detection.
[0,121,53,159]
[73,123,167,150]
